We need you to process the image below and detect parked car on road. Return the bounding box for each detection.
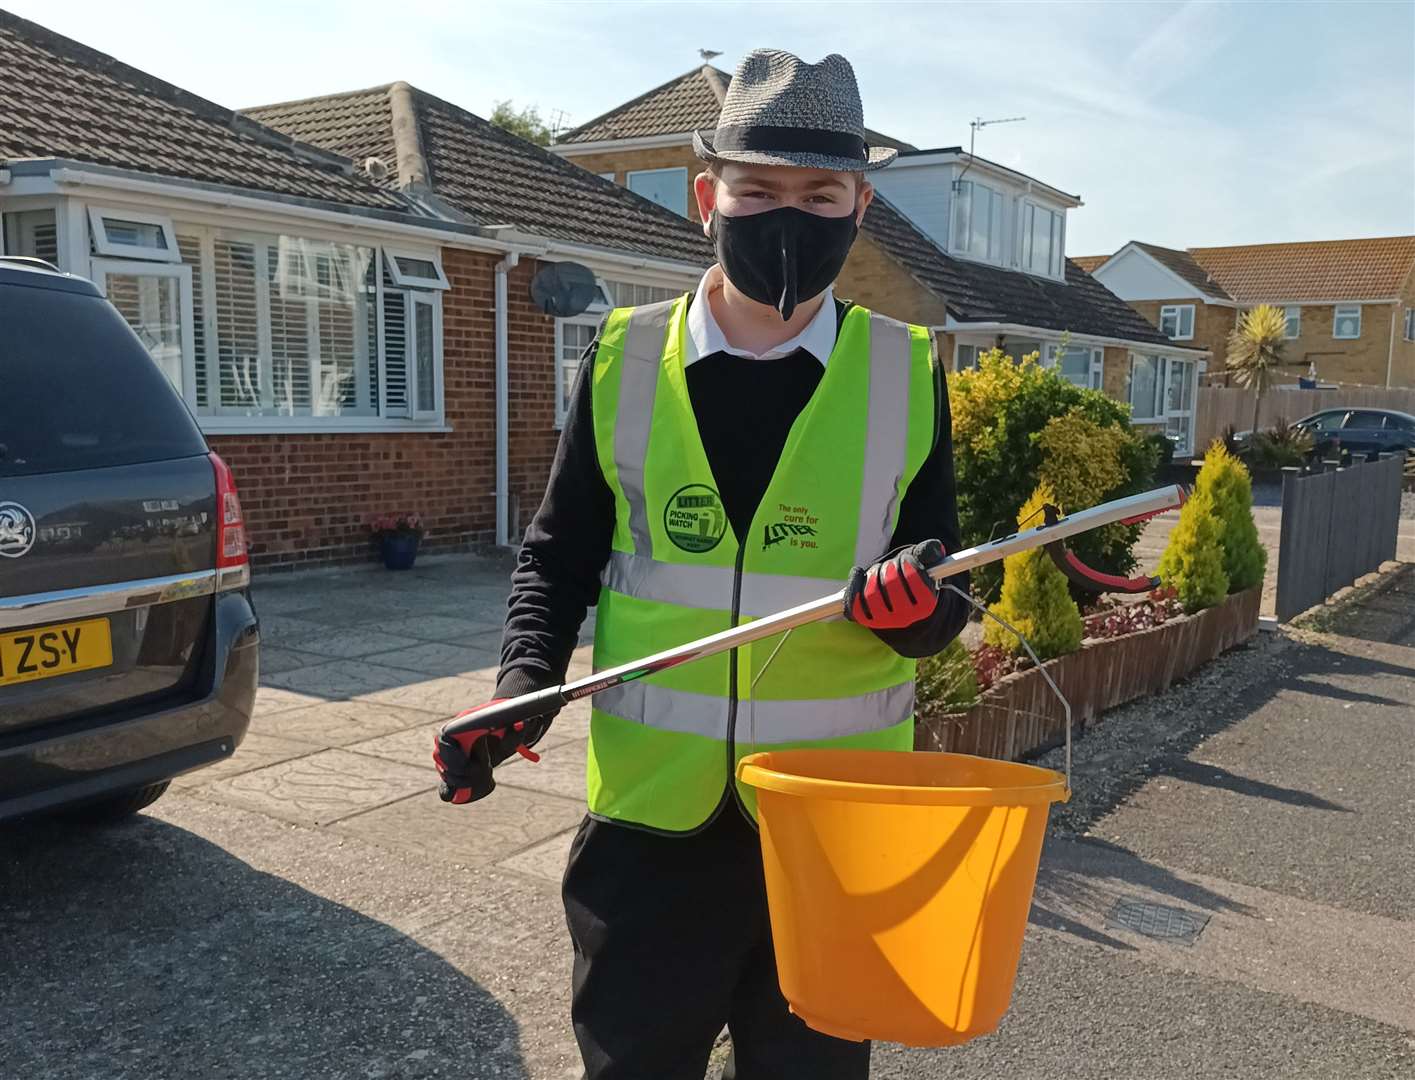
[0,256,258,824]
[1234,408,1415,463]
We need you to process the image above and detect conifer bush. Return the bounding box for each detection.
[1195,441,1266,592]
[1155,486,1229,612]
[984,483,1084,659]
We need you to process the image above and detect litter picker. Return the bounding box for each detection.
[440,484,1186,767]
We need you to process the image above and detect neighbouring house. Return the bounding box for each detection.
[1082,238,1415,389]
[0,11,709,567]
[553,69,1206,453]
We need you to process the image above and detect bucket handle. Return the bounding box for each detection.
[942,585,1072,796]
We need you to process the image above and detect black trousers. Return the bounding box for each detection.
[562,803,872,1080]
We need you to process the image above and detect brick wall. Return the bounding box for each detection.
[209,248,561,569]
[1127,299,1235,372]
[836,232,951,327]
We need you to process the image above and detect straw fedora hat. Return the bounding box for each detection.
[693,49,897,173]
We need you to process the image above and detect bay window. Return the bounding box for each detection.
[2,208,60,264]
[1019,202,1064,278]
[951,180,1005,263]
[86,207,445,428]
[1044,343,1102,389]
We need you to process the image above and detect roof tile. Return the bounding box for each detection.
[0,11,404,211]
[1187,237,1415,303]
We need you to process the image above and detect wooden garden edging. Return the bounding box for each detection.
[915,587,1262,759]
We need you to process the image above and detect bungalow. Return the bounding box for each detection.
[552,67,1207,453]
[0,11,709,567]
[1081,237,1415,389]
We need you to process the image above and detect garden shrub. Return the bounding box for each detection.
[1155,486,1229,612]
[1194,441,1266,592]
[984,483,1084,660]
[915,637,980,711]
[950,348,1158,600]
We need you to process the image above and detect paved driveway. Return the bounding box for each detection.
[3,557,1412,1078]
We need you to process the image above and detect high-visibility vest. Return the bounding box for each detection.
[587,294,937,832]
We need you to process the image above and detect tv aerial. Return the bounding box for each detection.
[954,115,1026,189]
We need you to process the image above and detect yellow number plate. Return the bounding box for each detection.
[0,618,113,688]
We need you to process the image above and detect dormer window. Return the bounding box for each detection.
[1019,202,1064,278]
[952,180,1005,262]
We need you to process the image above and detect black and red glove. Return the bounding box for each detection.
[843,540,946,630]
[432,701,550,805]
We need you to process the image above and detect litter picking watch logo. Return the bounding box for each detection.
[664,485,727,553]
[0,502,37,559]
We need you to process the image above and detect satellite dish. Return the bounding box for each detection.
[530,261,599,318]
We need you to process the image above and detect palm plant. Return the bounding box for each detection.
[1227,305,1289,435]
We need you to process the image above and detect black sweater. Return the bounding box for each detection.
[495,299,969,701]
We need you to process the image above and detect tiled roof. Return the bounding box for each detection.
[555,64,914,151]
[247,85,713,266]
[0,11,404,211]
[861,197,1173,347]
[1071,255,1108,274]
[1187,237,1415,303]
[1133,242,1232,300]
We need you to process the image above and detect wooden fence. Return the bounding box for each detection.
[1275,455,1404,621]
[1193,386,1415,452]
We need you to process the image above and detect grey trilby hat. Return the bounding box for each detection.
[694,49,897,173]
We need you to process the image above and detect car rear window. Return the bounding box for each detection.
[0,281,207,477]
[1343,411,1386,430]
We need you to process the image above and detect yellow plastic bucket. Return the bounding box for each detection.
[736,748,1068,1047]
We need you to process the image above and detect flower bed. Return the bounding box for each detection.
[915,586,1261,759]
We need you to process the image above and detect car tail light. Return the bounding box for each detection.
[210,452,250,590]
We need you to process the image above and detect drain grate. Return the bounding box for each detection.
[1105,898,1210,945]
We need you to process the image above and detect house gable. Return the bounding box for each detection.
[1091,244,1223,304]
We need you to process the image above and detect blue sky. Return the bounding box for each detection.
[11,0,1414,255]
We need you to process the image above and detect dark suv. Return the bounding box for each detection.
[1291,408,1415,461]
[0,257,258,823]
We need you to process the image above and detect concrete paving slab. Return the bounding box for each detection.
[249,700,437,748]
[257,646,332,676]
[279,627,429,660]
[499,739,588,803]
[346,720,443,770]
[378,614,511,644]
[359,672,498,717]
[253,612,335,645]
[261,657,449,701]
[197,748,435,826]
[171,732,319,787]
[364,640,501,678]
[252,683,324,716]
[332,787,585,868]
[498,827,577,886]
[541,700,591,745]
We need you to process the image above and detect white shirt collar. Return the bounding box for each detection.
[683,265,838,367]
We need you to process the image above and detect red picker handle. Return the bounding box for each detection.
[441,686,568,739]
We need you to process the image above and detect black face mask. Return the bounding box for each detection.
[709,205,859,322]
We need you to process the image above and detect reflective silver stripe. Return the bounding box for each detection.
[593,680,913,745]
[854,314,914,568]
[615,301,676,555]
[602,550,841,619]
[0,569,218,630]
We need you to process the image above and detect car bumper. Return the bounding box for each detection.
[0,591,258,823]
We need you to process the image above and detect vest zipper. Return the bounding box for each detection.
[725,539,754,825]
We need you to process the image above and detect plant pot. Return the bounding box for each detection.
[380,532,420,571]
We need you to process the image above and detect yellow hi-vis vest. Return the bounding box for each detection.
[587,294,936,832]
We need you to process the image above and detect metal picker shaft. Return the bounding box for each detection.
[443,484,1185,738]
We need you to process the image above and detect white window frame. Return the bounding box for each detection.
[407,290,443,419]
[1284,305,1301,339]
[1043,342,1103,390]
[1018,200,1065,280]
[90,257,197,405]
[950,180,1006,265]
[385,248,449,290]
[1333,304,1361,340]
[1404,307,1415,342]
[88,205,181,263]
[1128,352,1197,452]
[1159,304,1195,341]
[954,342,980,372]
[626,166,689,217]
[554,315,601,429]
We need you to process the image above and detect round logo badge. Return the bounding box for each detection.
[0,502,37,559]
[663,484,727,553]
